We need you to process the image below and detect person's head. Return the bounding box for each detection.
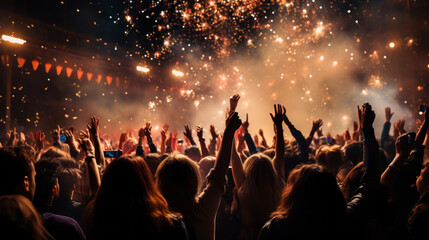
[273,164,345,223]
[198,156,216,179]
[39,146,69,161]
[0,147,36,200]
[184,146,202,162]
[409,202,429,239]
[122,138,137,155]
[155,153,201,212]
[88,155,173,239]
[33,159,61,209]
[417,162,429,194]
[239,153,283,227]
[341,162,364,201]
[144,153,162,176]
[342,141,362,166]
[0,195,53,240]
[56,157,81,199]
[316,145,344,176]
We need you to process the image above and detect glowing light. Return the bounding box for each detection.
[361,89,368,95]
[389,42,395,48]
[136,65,150,73]
[275,37,283,43]
[333,61,338,66]
[1,35,26,45]
[342,115,348,120]
[172,69,184,77]
[319,56,324,61]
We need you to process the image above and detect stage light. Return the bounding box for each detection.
[1,35,26,45]
[136,65,150,73]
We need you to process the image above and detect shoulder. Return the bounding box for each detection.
[42,213,86,240]
[258,215,288,240]
[162,214,188,239]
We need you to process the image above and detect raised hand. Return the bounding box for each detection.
[344,129,351,142]
[210,125,219,140]
[64,130,75,145]
[35,130,46,150]
[138,128,145,139]
[183,124,193,142]
[144,122,152,137]
[87,116,100,137]
[229,94,240,115]
[196,126,204,140]
[394,119,406,134]
[77,137,95,157]
[225,112,242,134]
[259,129,264,137]
[242,113,249,134]
[312,119,323,132]
[357,105,363,130]
[395,133,413,157]
[52,125,61,143]
[270,104,286,127]
[361,102,376,128]
[385,107,394,122]
[161,128,167,141]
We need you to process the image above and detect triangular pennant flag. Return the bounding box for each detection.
[1,55,10,66]
[17,57,26,68]
[56,65,63,76]
[106,76,112,85]
[66,67,73,78]
[77,70,83,80]
[87,73,93,81]
[45,63,52,73]
[97,74,102,84]
[116,77,120,87]
[32,60,39,71]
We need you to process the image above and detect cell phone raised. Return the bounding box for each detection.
[60,135,67,142]
[419,105,426,112]
[104,150,123,158]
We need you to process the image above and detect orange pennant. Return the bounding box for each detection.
[17,57,25,68]
[116,77,120,87]
[77,69,83,80]
[56,65,63,76]
[66,67,73,78]
[87,73,93,81]
[45,63,52,73]
[32,60,39,71]
[97,74,102,84]
[106,76,112,85]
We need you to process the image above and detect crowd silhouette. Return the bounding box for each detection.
[1,95,429,240]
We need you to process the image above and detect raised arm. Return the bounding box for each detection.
[78,137,101,198]
[271,104,286,180]
[381,107,393,148]
[208,125,219,156]
[242,113,258,155]
[87,116,106,168]
[283,110,309,163]
[64,130,79,159]
[183,125,196,146]
[137,128,145,157]
[197,126,210,158]
[160,124,169,154]
[144,122,157,153]
[306,119,323,146]
[231,133,245,189]
[259,129,269,149]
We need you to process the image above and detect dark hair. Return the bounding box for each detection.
[409,203,429,239]
[341,162,364,201]
[342,142,362,165]
[0,195,53,240]
[33,159,61,208]
[184,146,202,162]
[144,153,163,176]
[87,155,175,239]
[0,147,34,196]
[273,164,346,226]
[56,157,82,198]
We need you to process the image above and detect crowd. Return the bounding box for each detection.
[1,94,429,240]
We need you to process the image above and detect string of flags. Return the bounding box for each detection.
[1,55,121,87]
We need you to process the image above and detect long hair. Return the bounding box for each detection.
[238,153,283,239]
[155,153,201,215]
[273,164,346,228]
[0,195,54,240]
[341,162,364,201]
[86,155,174,239]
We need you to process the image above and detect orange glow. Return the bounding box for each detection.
[66,67,73,78]
[97,74,102,84]
[31,60,39,71]
[77,69,84,80]
[106,76,112,85]
[87,72,93,81]
[56,65,63,76]
[17,57,25,68]
[45,63,52,73]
